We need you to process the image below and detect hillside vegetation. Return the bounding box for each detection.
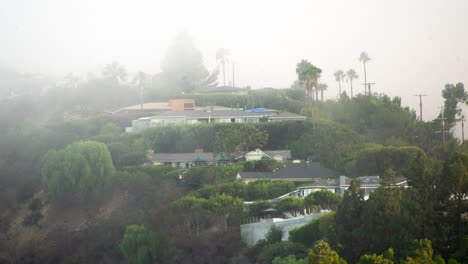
[0,83,467,263]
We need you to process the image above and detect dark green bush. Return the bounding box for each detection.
[289,212,336,247]
[266,225,284,244]
[261,241,308,264]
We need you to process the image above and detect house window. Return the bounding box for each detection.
[184,103,194,108]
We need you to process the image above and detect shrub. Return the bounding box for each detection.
[248,200,273,216]
[289,212,336,247]
[119,225,166,264]
[272,255,308,264]
[266,225,284,244]
[28,198,42,211]
[261,241,308,264]
[22,211,43,226]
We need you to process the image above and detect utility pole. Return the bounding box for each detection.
[362,82,376,95]
[462,116,465,143]
[460,115,465,143]
[414,94,427,122]
[232,62,235,88]
[435,106,449,151]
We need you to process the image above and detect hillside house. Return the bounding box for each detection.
[126,109,307,132]
[242,149,291,162]
[147,149,291,168]
[286,175,408,200]
[236,162,338,183]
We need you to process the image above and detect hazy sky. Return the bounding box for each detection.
[1,0,468,125]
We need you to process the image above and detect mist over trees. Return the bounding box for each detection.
[160,31,219,94]
[0,31,467,264]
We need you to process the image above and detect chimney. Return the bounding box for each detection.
[339,176,346,187]
[339,176,347,195]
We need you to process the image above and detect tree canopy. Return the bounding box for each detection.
[41,140,115,202]
[161,31,218,93]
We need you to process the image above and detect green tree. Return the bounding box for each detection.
[262,241,308,264]
[276,196,304,217]
[291,120,362,170]
[346,69,358,98]
[318,83,328,102]
[334,179,365,262]
[346,145,426,178]
[248,200,273,216]
[441,83,467,128]
[296,60,322,104]
[358,52,371,94]
[41,141,115,202]
[166,194,242,237]
[358,252,395,264]
[305,190,342,211]
[361,185,403,254]
[246,180,296,201]
[210,194,243,231]
[273,255,308,264]
[400,153,440,248]
[404,239,443,264]
[183,165,243,188]
[190,181,246,199]
[213,127,241,160]
[440,152,468,252]
[334,70,346,96]
[119,225,166,264]
[239,124,269,152]
[308,241,347,264]
[213,125,269,161]
[287,81,307,101]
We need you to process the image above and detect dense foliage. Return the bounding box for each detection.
[119,225,166,264]
[41,141,115,202]
[1,68,467,263]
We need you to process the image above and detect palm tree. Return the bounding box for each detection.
[216,48,230,86]
[132,71,149,110]
[346,69,358,97]
[334,70,346,96]
[103,61,127,83]
[296,60,322,105]
[318,83,328,101]
[358,52,371,94]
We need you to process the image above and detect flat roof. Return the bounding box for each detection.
[150,110,265,119]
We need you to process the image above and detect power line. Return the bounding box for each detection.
[414,94,427,122]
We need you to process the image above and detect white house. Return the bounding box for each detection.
[291,176,408,200]
[147,149,291,169]
[126,110,307,132]
[242,149,291,162]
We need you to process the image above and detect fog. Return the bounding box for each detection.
[1,0,468,123]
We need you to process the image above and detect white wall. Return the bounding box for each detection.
[240,213,324,246]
